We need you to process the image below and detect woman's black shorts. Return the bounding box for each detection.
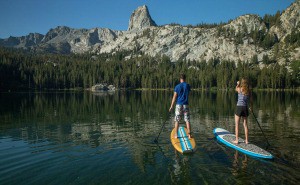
[235,106,249,117]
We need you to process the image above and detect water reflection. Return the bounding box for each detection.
[231,151,248,177]
[170,153,191,184]
[0,90,299,184]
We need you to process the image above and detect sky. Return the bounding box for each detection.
[0,0,296,38]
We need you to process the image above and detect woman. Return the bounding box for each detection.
[233,78,252,144]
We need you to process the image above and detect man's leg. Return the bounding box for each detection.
[174,121,179,138]
[174,105,182,138]
[186,121,191,139]
[183,105,191,138]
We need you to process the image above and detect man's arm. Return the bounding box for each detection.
[169,92,177,112]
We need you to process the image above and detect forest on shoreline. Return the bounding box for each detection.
[0,47,299,92]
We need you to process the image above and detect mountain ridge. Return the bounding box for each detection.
[0,2,299,63]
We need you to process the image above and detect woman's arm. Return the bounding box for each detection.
[249,90,253,111]
[235,81,240,92]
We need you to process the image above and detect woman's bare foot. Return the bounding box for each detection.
[245,140,249,144]
[174,134,178,139]
[188,134,193,139]
[233,140,239,144]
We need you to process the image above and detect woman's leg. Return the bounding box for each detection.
[233,114,240,144]
[243,117,249,144]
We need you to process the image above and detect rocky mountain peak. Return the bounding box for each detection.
[226,14,266,34]
[128,5,157,31]
[42,26,72,43]
[270,0,300,40]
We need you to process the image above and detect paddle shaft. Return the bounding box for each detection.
[251,110,271,146]
[154,114,170,143]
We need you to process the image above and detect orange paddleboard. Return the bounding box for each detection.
[171,126,196,154]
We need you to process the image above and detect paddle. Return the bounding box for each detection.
[154,114,170,143]
[250,109,271,147]
[250,111,299,164]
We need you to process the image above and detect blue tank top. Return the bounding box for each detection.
[237,91,249,106]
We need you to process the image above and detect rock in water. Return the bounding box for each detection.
[91,84,116,92]
[128,5,157,31]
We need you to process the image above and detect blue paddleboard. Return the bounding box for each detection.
[213,128,273,159]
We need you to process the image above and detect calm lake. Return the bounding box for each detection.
[0,90,299,185]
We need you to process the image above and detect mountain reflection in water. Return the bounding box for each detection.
[0,91,299,185]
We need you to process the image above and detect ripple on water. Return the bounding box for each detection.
[0,137,65,184]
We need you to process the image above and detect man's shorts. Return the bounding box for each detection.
[235,106,249,117]
[174,104,190,122]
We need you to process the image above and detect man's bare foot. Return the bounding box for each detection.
[233,140,239,144]
[174,135,178,139]
[245,140,249,144]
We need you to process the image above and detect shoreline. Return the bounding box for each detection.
[1,87,300,93]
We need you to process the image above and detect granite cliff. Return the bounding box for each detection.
[0,2,299,63]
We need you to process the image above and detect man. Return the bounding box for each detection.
[169,74,191,139]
